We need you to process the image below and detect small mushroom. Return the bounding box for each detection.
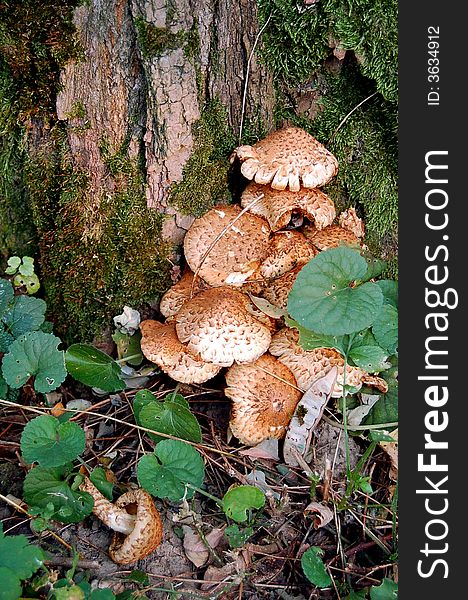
[230,127,338,191]
[80,477,162,564]
[139,320,222,383]
[225,353,302,445]
[241,182,336,231]
[302,223,361,251]
[183,205,271,287]
[269,327,388,397]
[338,207,365,239]
[159,269,209,318]
[259,230,317,280]
[175,287,271,366]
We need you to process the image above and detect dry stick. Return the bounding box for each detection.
[0,492,73,552]
[322,414,398,431]
[190,193,266,297]
[239,13,273,143]
[0,399,246,463]
[328,91,378,143]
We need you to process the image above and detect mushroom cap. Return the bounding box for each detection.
[175,287,271,367]
[109,488,163,564]
[183,205,270,287]
[225,353,302,445]
[260,265,303,309]
[259,230,317,280]
[302,223,361,251]
[159,269,209,318]
[231,127,338,191]
[338,207,365,239]
[241,182,336,231]
[269,327,387,397]
[139,320,222,383]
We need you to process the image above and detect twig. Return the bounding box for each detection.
[328,92,378,143]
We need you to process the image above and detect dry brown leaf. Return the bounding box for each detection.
[379,428,398,480]
[283,367,337,467]
[182,525,225,567]
[303,501,334,529]
[238,438,279,461]
[248,294,288,319]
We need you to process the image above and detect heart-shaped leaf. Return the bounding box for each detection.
[89,467,114,501]
[2,295,46,337]
[0,526,45,582]
[222,485,265,523]
[2,331,66,393]
[349,345,389,372]
[65,344,125,392]
[21,415,85,467]
[288,247,383,335]
[137,439,204,502]
[372,304,398,355]
[23,466,94,524]
[137,394,201,443]
[301,546,332,588]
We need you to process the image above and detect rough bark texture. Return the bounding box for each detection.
[56,0,274,244]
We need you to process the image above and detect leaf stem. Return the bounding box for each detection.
[185,483,223,507]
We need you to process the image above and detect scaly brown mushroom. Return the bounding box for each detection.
[175,287,271,366]
[338,207,365,239]
[183,205,270,287]
[80,477,163,564]
[260,265,304,309]
[225,354,302,445]
[230,127,338,191]
[159,269,209,318]
[241,182,336,231]
[139,320,222,383]
[302,223,361,251]
[269,327,388,397]
[259,230,317,280]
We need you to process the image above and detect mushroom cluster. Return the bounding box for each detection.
[140,127,386,446]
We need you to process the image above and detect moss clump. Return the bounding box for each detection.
[168,99,237,216]
[257,0,397,102]
[134,17,199,61]
[26,135,172,342]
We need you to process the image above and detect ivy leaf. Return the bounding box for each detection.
[137,393,202,444]
[137,439,205,502]
[0,279,14,315]
[363,366,398,426]
[372,304,398,355]
[288,247,383,335]
[65,344,125,392]
[301,547,332,588]
[89,467,114,501]
[222,485,265,523]
[370,578,398,600]
[348,345,390,373]
[21,415,85,468]
[0,526,44,581]
[23,466,94,524]
[2,332,67,393]
[377,280,398,307]
[2,295,46,337]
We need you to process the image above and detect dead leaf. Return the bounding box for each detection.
[51,402,65,418]
[245,469,280,499]
[182,526,225,567]
[303,501,333,529]
[380,428,398,480]
[284,368,337,467]
[238,438,279,461]
[348,394,380,427]
[248,294,288,319]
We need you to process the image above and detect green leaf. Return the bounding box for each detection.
[23,466,94,524]
[343,590,368,600]
[13,274,40,295]
[225,524,254,548]
[367,430,395,443]
[19,256,35,277]
[137,395,202,444]
[0,329,14,352]
[0,567,22,600]
[2,332,67,393]
[137,440,205,502]
[0,279,14,314]
[349,345,389,373]
[89,467,114,501]
[90,590,116,600]
[21,415,85,467]
[363,367,398,426]
[362,255,387,281]
[286,317,347,355]
[0,373,7,400]
[125,570,150,586]
[112,331,143,366]
[372,304,398,355]
[2,295,46,338]
[288,247,384,335]
[370,578,398,600]
[53,584,86,600]
[65,344,125,392]
[222,485,265,523]
[5,256,21,273]
[0,528,44,581]
[301,547,332,588]
[377,280,398,307]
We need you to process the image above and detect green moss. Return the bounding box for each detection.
[168,98,237,216]
[257,0,397,102]
[134,17,198,61]
[26,134,172,342]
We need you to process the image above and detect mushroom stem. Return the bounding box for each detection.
[79,477,136,535]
